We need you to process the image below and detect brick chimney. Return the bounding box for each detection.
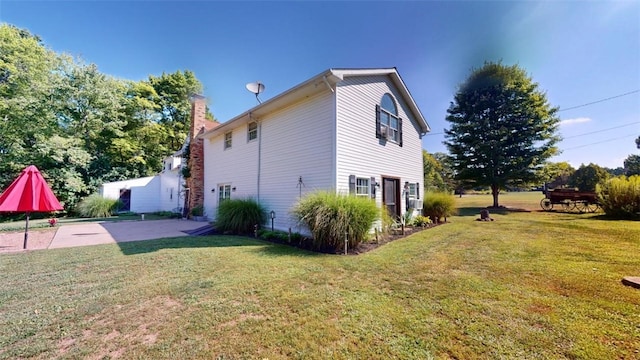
[186,95,207,214]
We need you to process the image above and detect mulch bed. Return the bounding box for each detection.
[254,223,444,255]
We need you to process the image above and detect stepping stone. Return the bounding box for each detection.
[621,276,640,289]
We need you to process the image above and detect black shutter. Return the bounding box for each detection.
[375,105,381,139]
[398,118,403,147]
[370,177,376,199]
[349,175,356,195]
[416,182,420,199]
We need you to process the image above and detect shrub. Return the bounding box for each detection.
[152,211,182,219]
[403,209,415,225]
[190,205,204,217]
[423,192,456,223]
[75,194,120,218]
[378,206,395,236]
[291,191,379,252]
[215,198,267,235]
[412,215,432,227]
[597,175,640,219]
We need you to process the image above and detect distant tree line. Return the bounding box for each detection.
[0,24,213,212]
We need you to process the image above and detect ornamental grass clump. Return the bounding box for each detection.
[597,175,640,219]
[423,192,456,223]
[292,191,379,252]
[215,198,267,235]
[76,194,120,218]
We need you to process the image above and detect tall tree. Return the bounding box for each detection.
[149,70,211,150]
[624,154,640,176]
[433,152,459,193]
[0,24,215,213]
[423,150,446,192]
[444,62,560,207]
[538,161,575,189]
[0,24,61,186]
[568,163,609,191]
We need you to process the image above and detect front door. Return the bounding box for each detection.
[119,189,131,212]
[382,177,400,219]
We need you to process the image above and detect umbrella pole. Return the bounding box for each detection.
[23,212,30,250]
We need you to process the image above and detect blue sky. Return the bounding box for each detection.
[1,1,639,169]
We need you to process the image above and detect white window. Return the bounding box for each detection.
[247,122,258,142]
[378,93,401,143]
[224,132,232,150]
[218,184,231,203]
[356,177,370,197]
[408,183,417,199]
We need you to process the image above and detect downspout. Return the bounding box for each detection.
[322,75,334,93]
[329,78,338,191]
[256,114,262,202]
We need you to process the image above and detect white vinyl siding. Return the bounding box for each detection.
[335,75,424,215]
[203,122,260,220]
[202,71,424,229]
[203,91,334,229]
[258,91,334,232]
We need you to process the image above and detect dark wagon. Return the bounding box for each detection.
[540,188,600,213]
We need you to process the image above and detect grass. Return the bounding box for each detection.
[1,192,639,359]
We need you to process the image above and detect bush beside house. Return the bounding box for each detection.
[76,194,120,218]
[292,191,379,252]
[215,198,267,235]
[422,192,456,223]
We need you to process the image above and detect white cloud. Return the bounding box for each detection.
[559,117,591,126]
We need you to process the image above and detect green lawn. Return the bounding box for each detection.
[1,192,639,359]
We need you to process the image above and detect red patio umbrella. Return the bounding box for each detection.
[0,165,63,249]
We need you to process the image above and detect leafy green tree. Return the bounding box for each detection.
[636,135,639,149]
[538,162,575,189]
[0,24,61,187]
[624,154,640,176]
[444,62,560,207]
[33,135,91,209]
[423,150,446,192]
[149,70,211,150]
[0,24,214,213]
[58,62,127,152]
[604,167,625,176]
[568,163,610,192]
[433,152,459,193]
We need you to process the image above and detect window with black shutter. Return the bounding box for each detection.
[377,93,402,145]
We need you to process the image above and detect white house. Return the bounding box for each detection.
[196,68,430,232]
[100,152,186,214]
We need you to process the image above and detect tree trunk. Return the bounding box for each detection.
[491,184,500,208]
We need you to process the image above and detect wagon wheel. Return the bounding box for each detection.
[574,201,591,213]
[540,198,553,211]
[584,202,599,213]
[561,201,576,212]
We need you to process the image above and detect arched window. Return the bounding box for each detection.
[376,93,402,145]
[381,94,397,115]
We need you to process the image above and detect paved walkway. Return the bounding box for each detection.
[48,219,209,249]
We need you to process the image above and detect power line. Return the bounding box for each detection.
[558,90,640,112]
[563,121,640,139]
[563,134,637,151]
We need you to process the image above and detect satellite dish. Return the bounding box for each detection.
[246,81,265,104]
